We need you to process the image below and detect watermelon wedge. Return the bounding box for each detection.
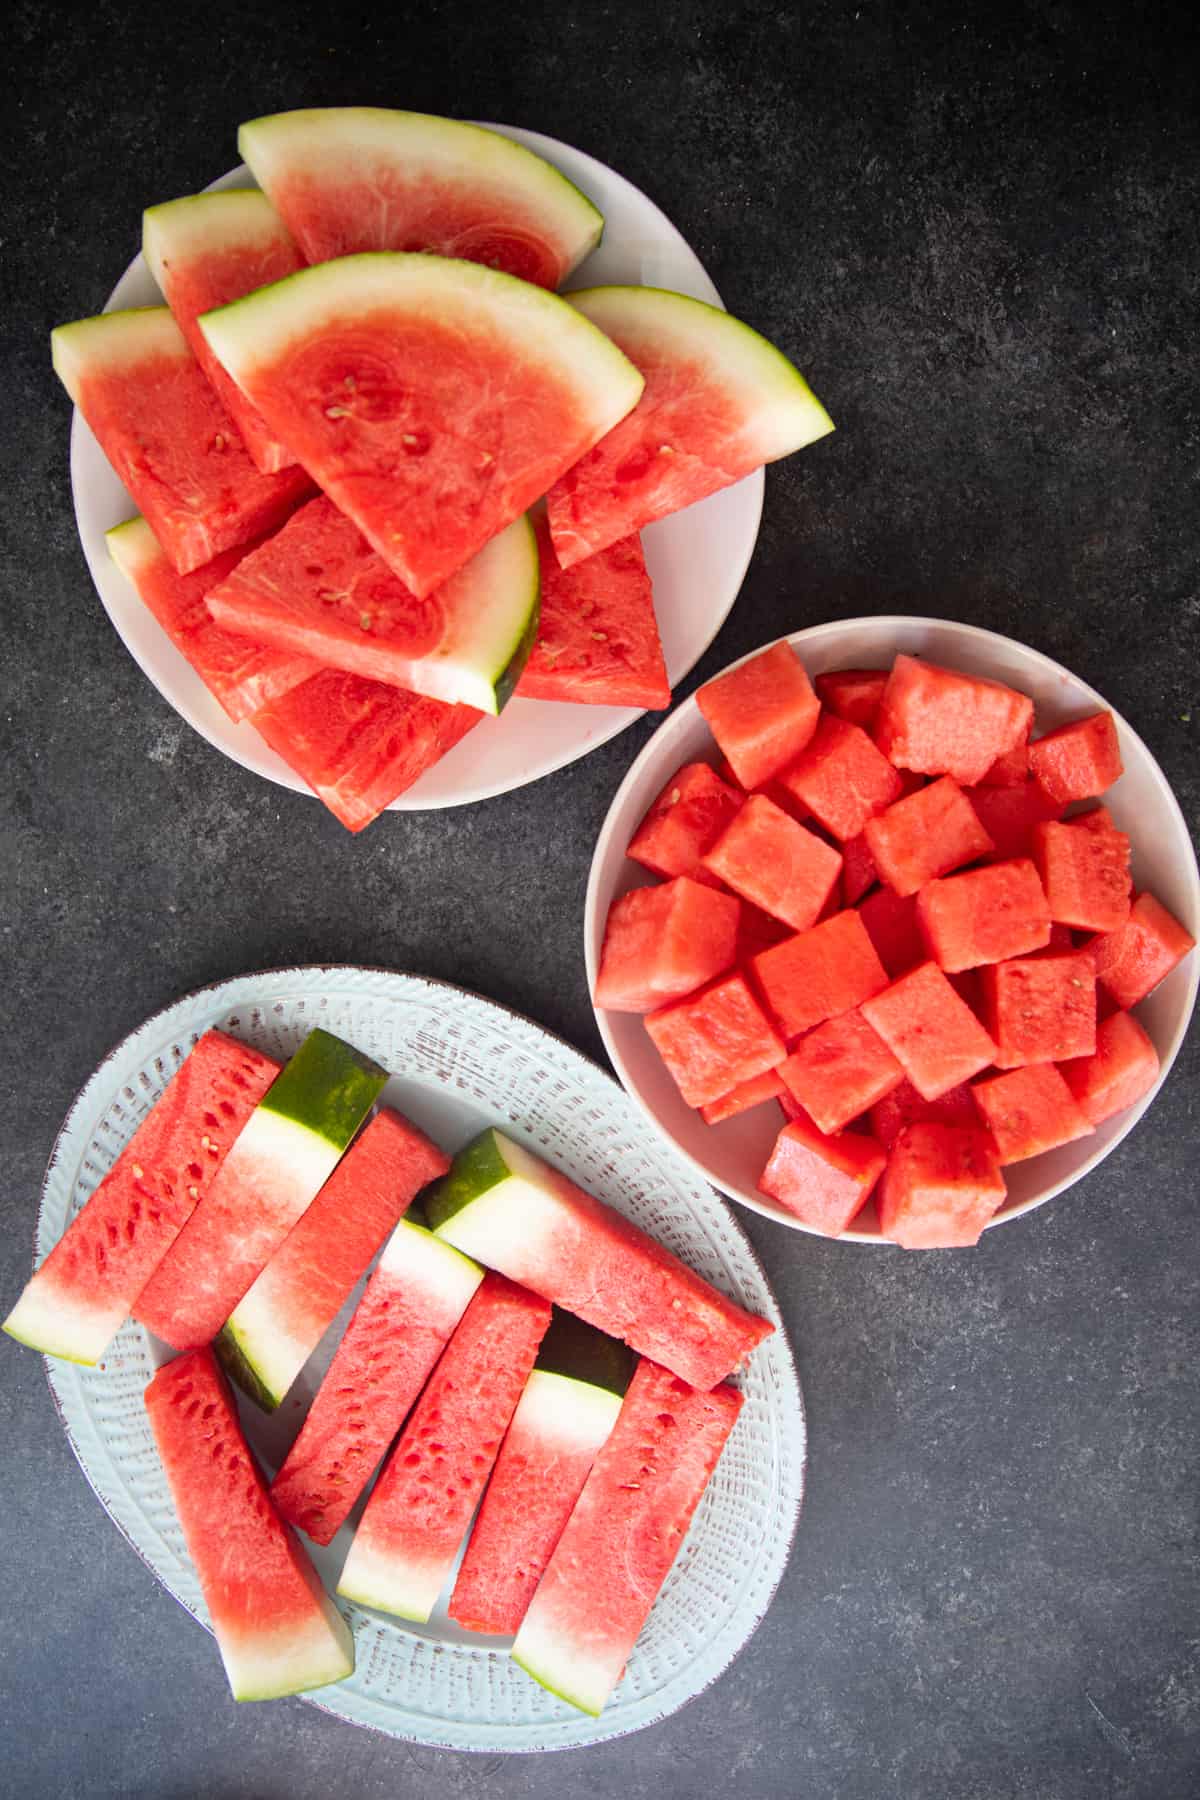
[270,1220,484,1545]
[425,1128,773,1389]
[4,1031,278,1365]
[51,308,312,574]
[218,1109,450,1411]
[142,189,305,472]
[199,254,645,598]
[545,286,833,568]
[449,1314,631,1636]
[134,1029,387,1349]
[337,1272,551,1623]
[511,1358,742,1715]
[239,108,604,287]
[145,1348,354,1700]
[106,518,319,723]
[205,495,539,715]
[514,516,669,708]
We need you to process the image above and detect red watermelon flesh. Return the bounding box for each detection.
[697,643,820,791]
[751,909,889,1040]
[778,1009,904,1136]
[144,1348,354,1699]
[3,1032,278,1366]
[645,973,786,1108]
[857,887,925,978]
[626,762,744,886]
[966,780,1063,861]
[593,878,740,1014]
[978,731,1031,787]
[700,1068,786,1125]
[875,655,1034,787]
[868,1077,981,1150]
[1059,1009,1160,1125]
[841,832,879,905]
[252,669,482,832]
[981,951,1097,1067]
[1028,711,1123,805]
[701,793,842,932]
[814,668,888,729]
[1032,816,1132,932]
[758,1114,886,1234]
[915,858,1051,972]
[778,713,903,842]
[863,776,994,897]
[1090,892,1195,1010]
[516,519,669,708]
[861,962,997,1100]
[106,518,319,724]
[878,1124,1007,1249]
[972,1064,1093,1164]
[336,1273,551,1624]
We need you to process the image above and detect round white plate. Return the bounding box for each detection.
[585,617,1200,1242]
[68,126,764,811]
[36,967,804,1751]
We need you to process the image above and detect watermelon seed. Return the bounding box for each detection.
[324,406,349,420]
[211,434,227,452]
[132,1164,144,1179]
[591,632,608,642]
[343,376,356,391]
[187,1186,199,1202]
[658,444,675,455]
[359,613,373,631]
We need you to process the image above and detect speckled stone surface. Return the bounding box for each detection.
[2,3,1198,1795]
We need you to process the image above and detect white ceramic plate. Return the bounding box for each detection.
[67,125,764,811]
[585,618,1200,1242]
[35,967,804,1751]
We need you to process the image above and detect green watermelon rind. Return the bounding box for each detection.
[215,1320,281,1412]
[258,1027,387,1149]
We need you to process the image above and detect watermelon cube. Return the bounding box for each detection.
[696,642,819,790]
[1032,815,1131,932]
[758,1116,886,1235]
[626,761,743,885]
[841,832,879,905]
[751,909,889,1039]
[1059,1010,1160,1125]
[700,1069,786,1125]
[861,962,997,1099]
[863,777,994,897]
[966,780,1063,861]
[593,878,740,1014]
[978,732,1031,787]
[645,974,786,1107]
[736,900,792,962]
[777,713,903,842]
[701,794,842,932]
[972,1064,1093,1164]
[1028,711,1123,805]
[1071,805,1117,835]
[1091,892,1195,1010]
[878,1124,1007,1248]
[868,1077,981,1150]
[778,1009,903,1135]
[857,887,925,978]
[875,655,1034,786]
[915,858,1051,971]
[814,667,888,728]
[980,950,1097,1067]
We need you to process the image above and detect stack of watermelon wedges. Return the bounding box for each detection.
[4,1026,773,1716]
[55,108,834,830]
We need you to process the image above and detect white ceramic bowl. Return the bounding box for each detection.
[585,617,1199,1242]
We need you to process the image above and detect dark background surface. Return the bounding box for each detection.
[2,3,1198,1795]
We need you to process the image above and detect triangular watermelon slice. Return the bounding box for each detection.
[198,253,645,597]
[239,108,603,288]
[546,286,834,568]
[143,189,305,474]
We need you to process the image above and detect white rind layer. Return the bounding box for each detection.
[337,1533,447,1626]
[431,1139,571,1276]
[143,189,296,287]
[516,1370,623,1455]
[511,1611,616,1718]
[51,307,189,404]
[2,1279,117,1365]
[105,517,162,580]
[218,1591,356,1701]
[377,1219,485,1332]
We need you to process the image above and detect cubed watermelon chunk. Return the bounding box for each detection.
[971,1064,1093,1163]
[1028,711,1123,805]
[751,909,889,1039]
[980,950,1097,1067]
[1091,892,1195,1010]
[861,962,997,1099]
[700,1069,786,1125]
[966,780,1063,861]
[645,974,785,1108]
[915,858,1051,971]
[701,794,842,932]
[863,776,994,897]
[841,832,879,905]
[978,731,1031,787]
[696,643,819,790]
[868,1076,981,1150]
[1059,1010,1160,1125]
[778,1009,903,1135]
[878,1123,1007,1248]
[1032,815,1131,932]
[777,713,903,842]
[875,655,1034,786]
[857,887,925,978]
[626,762,743,885]
[814,668,888,728]
[593,878,740,1014]
[758,1115,886,1234]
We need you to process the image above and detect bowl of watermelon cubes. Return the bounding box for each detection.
[587,618,1198,1246]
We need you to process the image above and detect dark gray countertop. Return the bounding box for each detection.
[3,4,1197,1795]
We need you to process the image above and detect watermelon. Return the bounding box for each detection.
[106,519,319,724]
[545,286,833,567]
[218,1109,450,1411]
[914,858,1051,971]
[51,308,312,575]
[199,254,645,598]
[878,1123,1007,1249]
[868,1077,981,1150]
[626,762,743,885]
[696,643,820,791]
[449,1315,631,1636]
[142,189,305,473]
[861,963,997,1100]
[978,731,1031,787]
[813,668,888,729]
[874,655,1034,787]
[857,886,925,978]
[702,793,842,932]
[270,1221,484,1546]
[511,1359,742,1715]
[645,973,786,1108]
[965,779,1063,862]
[515,518,669,709]
[251,669,482,832]
[144,1348,354,1700]
[205,495,538,715]
[4,1031,278,1365]
[593,877,740,1014]
[981,950,1097,1067]
[758,1113,887,1234]
[862,776,994,897]
[239,108,603,287]
[751,909,889,1039]
[1032,815,1132,932]
[1091,892,1195,1010]
[1059,1010,1160,1126]
[777,713,903,842]
[337,1272,551,1622]
[425,1128,773,1390]
[778,1009,903,1136]
[1028,711,1123,805]
[971,1065,1093,1164]
[841,832,879,906]
[700,1069,787,1126]
[134,1029,387,1349]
